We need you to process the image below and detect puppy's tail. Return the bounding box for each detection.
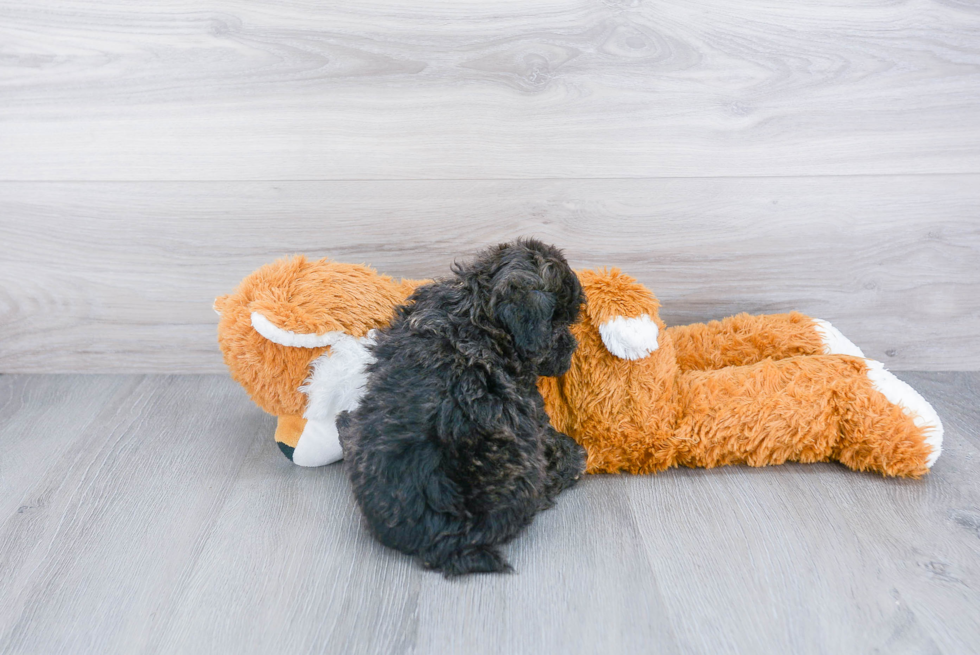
[428,546,513,577]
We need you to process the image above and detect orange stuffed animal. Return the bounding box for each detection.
[217,258,942,476]
[537,269,942,477]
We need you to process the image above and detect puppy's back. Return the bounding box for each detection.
[339,293,467,559]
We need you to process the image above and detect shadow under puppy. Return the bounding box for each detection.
[338,239,587,576]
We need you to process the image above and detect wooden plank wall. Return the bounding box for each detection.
[1,0,978,372]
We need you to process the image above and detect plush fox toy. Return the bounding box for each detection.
[216,257,942,476]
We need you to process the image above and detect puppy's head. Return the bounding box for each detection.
[462,238,584,376]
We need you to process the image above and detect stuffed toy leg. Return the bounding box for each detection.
[537,269,943,477]
[215,256,424,466]
[668,311,865,370]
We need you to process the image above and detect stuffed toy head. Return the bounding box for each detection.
[215,255,424,465]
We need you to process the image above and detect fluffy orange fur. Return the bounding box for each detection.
[670,311,824,370]
[537,269,934,478]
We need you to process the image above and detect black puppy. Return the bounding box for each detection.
[338,238,587,576]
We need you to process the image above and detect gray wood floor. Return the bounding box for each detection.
[1,372,978,654]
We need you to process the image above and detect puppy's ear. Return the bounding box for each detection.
[496,290,556,354]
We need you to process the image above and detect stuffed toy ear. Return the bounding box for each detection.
[598,315,661,360]
[496,290,556,354]
[578,268,663,361]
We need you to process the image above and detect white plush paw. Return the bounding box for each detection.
[292,418,344,467]
[598,314,660,360]
[865,360,944,468]
[813,319,865,358]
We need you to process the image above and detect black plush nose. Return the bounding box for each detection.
[277,441,295,461]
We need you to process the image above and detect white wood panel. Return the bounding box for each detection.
[0,0,978,180]
[1,176,977,373]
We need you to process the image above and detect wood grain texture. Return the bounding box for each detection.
[0,375,267,653]
[1,0,979,180]
[0,372,978,654]
[1,176,977,373]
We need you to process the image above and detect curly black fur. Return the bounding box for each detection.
[338,238,587,576]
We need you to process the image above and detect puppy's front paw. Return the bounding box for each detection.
[546,433,587,497]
